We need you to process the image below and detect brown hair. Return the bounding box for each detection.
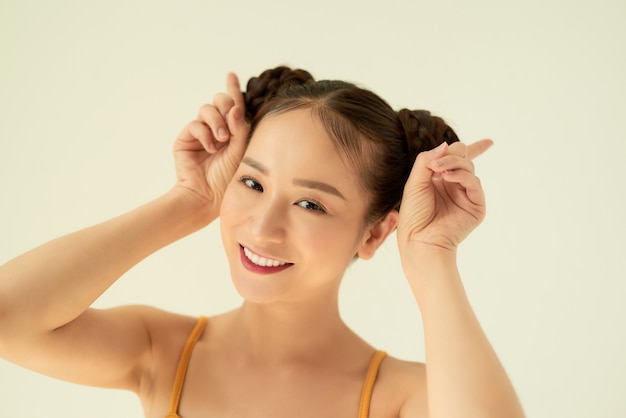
[243,66,459,224]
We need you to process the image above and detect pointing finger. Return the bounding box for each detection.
[213,92,236,119]
[224,105,249,162]
[447,142,468,158]
[467,139,494,160]
[225,72,245,109]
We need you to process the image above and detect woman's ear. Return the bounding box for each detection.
[357,210,398,260]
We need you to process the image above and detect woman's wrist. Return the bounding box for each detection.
[163,185,220,234]
[400,244,457,276]
[400,246,463,304]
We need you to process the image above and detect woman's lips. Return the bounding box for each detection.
[239,245,293,274]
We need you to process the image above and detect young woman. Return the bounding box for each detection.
[0,66,524,417]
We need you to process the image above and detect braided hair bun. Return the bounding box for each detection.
[397,109,459,164]
[243,66,314,122]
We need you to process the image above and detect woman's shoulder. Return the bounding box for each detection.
[128,306,208,412]
[131,306,208,361]
[373,354,428,417]
[379,354,426,387]
[138,306,200,332]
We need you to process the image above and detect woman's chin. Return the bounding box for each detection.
[231,273,291,305]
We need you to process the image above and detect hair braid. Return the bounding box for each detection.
[397,109,460,164]
[243,66,314,122]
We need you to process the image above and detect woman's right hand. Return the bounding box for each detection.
[172,72,249,215]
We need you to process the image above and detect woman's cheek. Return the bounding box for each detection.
[219,182,239,218]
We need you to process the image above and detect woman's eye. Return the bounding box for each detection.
[240,177,263,192]
[296,200,326,213]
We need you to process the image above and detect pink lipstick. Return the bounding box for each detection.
[239,245,293,274]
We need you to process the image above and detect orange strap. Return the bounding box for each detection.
[166,316,208,418]
[165,319,383,418]
[358,350,387,418]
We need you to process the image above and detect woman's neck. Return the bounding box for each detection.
[224,295,362,365]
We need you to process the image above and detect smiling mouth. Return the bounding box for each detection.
[242,246,290,267]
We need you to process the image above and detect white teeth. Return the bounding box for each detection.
[243,247,288,267]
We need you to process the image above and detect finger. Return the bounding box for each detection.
[197,104,229,142]
[177,120,217,153]
[213,92,236,120]
[429,154,475,174]
[447,141,468,158]
[406,142,448,188]
[225,72,245,109]
[440,170,485,206]
[224,104,250,161]
[467,139,493,160]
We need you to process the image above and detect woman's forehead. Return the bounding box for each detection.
[244,110,365,194]
[248,109,339,159]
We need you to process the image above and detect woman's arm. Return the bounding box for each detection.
[0,73,249,392]
[397,141,525,418]
[401,250,524,418]
[0,188,213,334]
[0,189,213,390]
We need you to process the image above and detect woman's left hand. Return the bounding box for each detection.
[397,139,493,255]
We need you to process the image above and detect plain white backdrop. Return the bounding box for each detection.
[1,1,625,417]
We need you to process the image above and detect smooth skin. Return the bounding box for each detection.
[0,73,524,418]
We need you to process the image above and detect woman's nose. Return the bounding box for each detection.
[248,199,287,244]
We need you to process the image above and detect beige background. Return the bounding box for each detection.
[1,0,625,417]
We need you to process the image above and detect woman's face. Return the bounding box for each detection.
[219,109,372,304]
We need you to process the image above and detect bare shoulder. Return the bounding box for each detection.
[372,355,428,418]
[381,355,425,379]
[140,306,200,340]
[134,308,205,406]
[132,305,202,372]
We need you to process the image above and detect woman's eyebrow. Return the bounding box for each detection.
[292,178,346,200]
[242,157,269,174]
[241,157,346,200]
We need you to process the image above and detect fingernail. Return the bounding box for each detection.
[218,128,228,140]
[431,142,447,159]
[430,159,444,168]
[233,106,243,121]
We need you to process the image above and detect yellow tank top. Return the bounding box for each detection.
[165,316,387,418]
